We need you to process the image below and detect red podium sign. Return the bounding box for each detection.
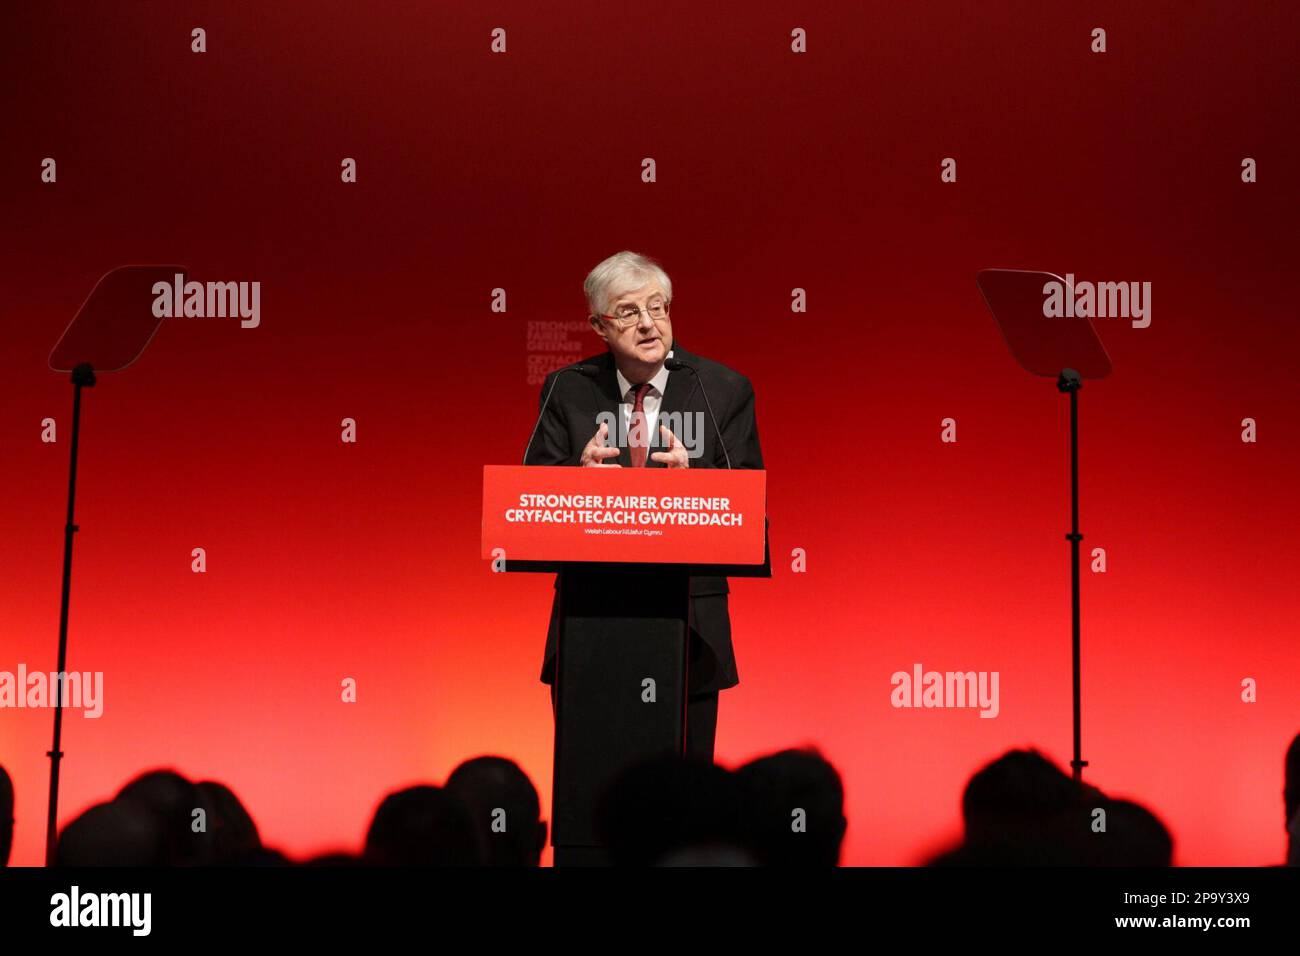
[482,465,766,565]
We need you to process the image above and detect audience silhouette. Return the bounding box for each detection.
[115,769,211,865]
[363,785,483,866]
[736,748,846,867]
[597,754,750,866]
[1286,733,1300,866]
[927,748,1171,866]
[57,798,169,866]
[197,780,273,865]
[0,765,13,867]
[445,756,547,866]
[5,732,1288,866]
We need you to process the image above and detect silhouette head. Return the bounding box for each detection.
[196,780,261,865]
[57,798,169,866]
[1285,733,1300,831]
[956,748,1100,864]
[597,755,747,866]
[0,765,13,867]
[445,756,546,866]
[736,748,846,866]
[1087,798,1173,866]
[364,785,483,866]
[963,749,1083,840]
[116,768,211,865]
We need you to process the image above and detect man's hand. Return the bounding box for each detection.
[650,424,689,468]
[580,422,622,467]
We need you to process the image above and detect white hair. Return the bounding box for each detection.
[583,250,673,317]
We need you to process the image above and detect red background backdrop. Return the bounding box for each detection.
[2,1,1296,867]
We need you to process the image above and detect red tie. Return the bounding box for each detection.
[629,383,652,467]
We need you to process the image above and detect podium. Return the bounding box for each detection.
[482,465,769,865]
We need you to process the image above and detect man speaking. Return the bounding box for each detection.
[524,250,764,760]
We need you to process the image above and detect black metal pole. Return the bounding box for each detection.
[46,362,95,866]
[1057,369,1086,783]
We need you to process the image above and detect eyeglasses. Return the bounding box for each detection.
[596,298,671,330]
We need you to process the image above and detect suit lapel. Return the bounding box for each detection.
[592,353,633,468]
[647,344,700,468]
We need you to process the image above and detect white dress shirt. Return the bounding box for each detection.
[616,362,671,451]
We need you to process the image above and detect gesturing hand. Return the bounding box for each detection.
[650,424,690,468]
[581,422,622,467]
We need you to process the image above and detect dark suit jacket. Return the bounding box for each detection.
[524,343,764,694]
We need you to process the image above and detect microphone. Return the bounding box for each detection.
[523,362,598,465]
[664,356,731,469]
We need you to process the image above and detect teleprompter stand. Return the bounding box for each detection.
[977,270,1112,783]
[44,264,184,864]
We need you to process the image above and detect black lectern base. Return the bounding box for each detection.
[552,567,690,860]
